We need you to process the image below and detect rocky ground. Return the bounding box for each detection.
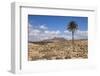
[28,40,88,61]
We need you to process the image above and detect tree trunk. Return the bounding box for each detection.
[72,31,74,51]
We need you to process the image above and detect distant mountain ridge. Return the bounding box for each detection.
[43,37,66,42]
[29,37,67,43]
[29,37,88,43]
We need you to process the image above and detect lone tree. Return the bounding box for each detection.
[67,21,78,51]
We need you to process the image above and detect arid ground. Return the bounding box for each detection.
[28,39,88,61]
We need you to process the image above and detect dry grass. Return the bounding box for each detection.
[28,40,88,61]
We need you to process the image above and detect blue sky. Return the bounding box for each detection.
[28,15,88,41]
[28,15,88,31]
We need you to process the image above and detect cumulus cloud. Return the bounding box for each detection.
[64,30,88,40]
[28,24,61,41]
[44,30,60,35]
[40,25,48,30]
[28,23,88,42]
[75,30,88,39]
[28,23,33,33]
[29,29,40,36]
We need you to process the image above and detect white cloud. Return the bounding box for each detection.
[63,30,88,40]
[44,30,60,35]
[28,23,61,41]
[64,30,70,33]
[39,25,48,30]
[29,29,40,36]
[28,23,88,42]
[28,24,33,33]
[75,30,88,39]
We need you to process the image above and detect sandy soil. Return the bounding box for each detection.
[28,40,88,61]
